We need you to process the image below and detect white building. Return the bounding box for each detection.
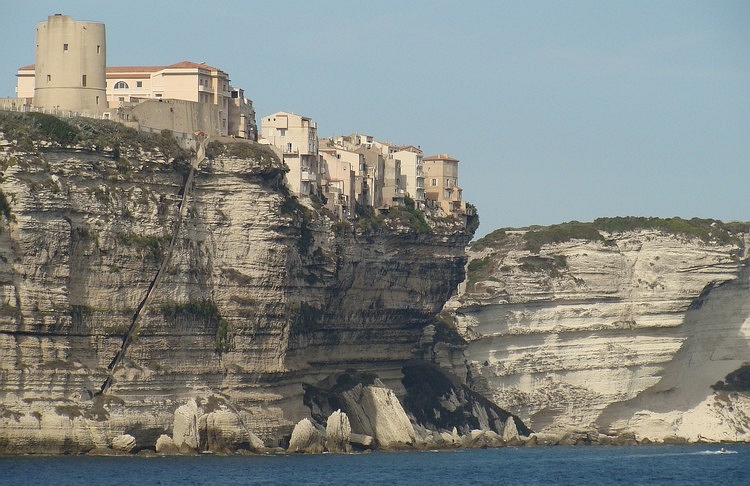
[391,146,425,203]
[261,111,319,196]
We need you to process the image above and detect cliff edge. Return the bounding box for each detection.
[444,219,750,443]
[0,111,512,454]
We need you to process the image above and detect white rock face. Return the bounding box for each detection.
[288,418,325,453]
[201,408,264,453]
[325,410,351,453]
[172,400,200,453]
[155,434,178,454]
[340,383,416,448]
[446,227,750,442]
[111,434,136,452]
[0,126,473,453]
[502,416,519,442]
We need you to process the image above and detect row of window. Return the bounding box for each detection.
[113,81,143,89]
[61,43,102,54]
[430,178,457,187]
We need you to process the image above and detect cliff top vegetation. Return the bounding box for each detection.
[0,110,190,161]
[471,217,750,253]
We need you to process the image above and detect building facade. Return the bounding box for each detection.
[423,153,466,214]
[32,14,107,115]
[15,16,256,139]
[320,148,356,219]
[391,147,425,204]
[261,112,319,196]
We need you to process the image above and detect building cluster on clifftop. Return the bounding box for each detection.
[1,14,472,223]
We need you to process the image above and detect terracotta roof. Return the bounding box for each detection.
[166,61,226,74]
[107,65,164,73]
[423,153,459,162]
[106,73,152,79]
[395,145,422,153]
[18,61,228,75]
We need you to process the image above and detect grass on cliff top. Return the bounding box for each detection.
[593,216,750,244]
[471,217,750,254]
[205,140,281,167]
[0,110,190,161]
[386,196,431,233]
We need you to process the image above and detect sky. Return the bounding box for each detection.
[2,1,749,238]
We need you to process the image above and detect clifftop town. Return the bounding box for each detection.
[3,14,474,229]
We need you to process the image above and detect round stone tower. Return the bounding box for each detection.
[34,14,106,115]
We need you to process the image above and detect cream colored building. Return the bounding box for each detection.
[320,148,356,219]
[261,112,319,196]
[19,60,256,138]
[15,15,255,138]
[423,153,466,214]
[31,14,107,115]
[391,147,425,203]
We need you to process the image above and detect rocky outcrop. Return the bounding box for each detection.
[444,221,750,443]
[0,112,479,454]
[172,400,201,453]
[303,364,529,450]
[339,381,416,448]
[155,434,178,454]
[111,434,136,452]
[325,410,351,453]
[288,418,325,453]
[200,408,264,454]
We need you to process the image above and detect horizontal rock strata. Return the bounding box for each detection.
[445,224,750,442]
[0,114,475,453]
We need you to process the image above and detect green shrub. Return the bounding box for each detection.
[117,232,169,261]
[387,205,431,232]
[28,112,79,145]
[215,319,231,353]
[205,140,281,168]
[466,256,492,287]
[0,189,12,221]
[519,255,567,277]
[524,221,603,253]
[471,228,508,251]
[593,216,749,244]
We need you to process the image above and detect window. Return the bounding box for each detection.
[431,179,437,186]
[118,97,124,102]
[97,45,101,54]
[81,75,87,87]
[47,74,51,82]
[114,81,129,89]
[63,43,68,51]
[136,81,142,88]
[278,128,286,136]
[96,96,100,105]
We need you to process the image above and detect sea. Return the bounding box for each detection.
[1,444,748,486]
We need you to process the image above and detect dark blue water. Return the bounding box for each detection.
[1,445,748,485]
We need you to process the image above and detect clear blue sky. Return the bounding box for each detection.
[3,1,749,237]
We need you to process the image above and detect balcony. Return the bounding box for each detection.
[198,85,213,93]
[301,170,316,182]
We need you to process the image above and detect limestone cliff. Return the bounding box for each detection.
[0,112,482,453]
[444,219,750,443]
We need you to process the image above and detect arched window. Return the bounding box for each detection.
[114,81,129,89]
